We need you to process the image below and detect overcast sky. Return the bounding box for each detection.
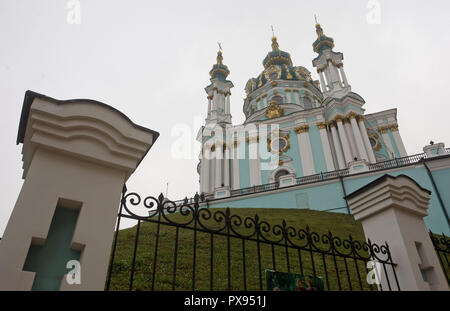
[1,0,450,235]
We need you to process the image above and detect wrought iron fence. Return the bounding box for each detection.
[429,231,450,285]
[105,188,400,291]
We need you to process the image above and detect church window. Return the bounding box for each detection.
[269,72,278,80]
[303,96,313,109]
[270,137,288,153]
[275,170,290,182]
[369,137,377,148]
[271,95,284,105]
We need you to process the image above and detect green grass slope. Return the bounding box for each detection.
[107,208,376,291]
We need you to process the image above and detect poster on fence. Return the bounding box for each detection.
[265,270,324,291]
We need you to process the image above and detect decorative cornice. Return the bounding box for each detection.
[245,136,260,144]
[316,122,327,130]
[335,115,344,123]
[389,124,399,132]
[347,112,358,120]
[328,120,337,128]
[294,125,310,134]
[342,117,350,125]
[378,126,389,134]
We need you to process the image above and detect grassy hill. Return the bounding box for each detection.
[107,208,374,291]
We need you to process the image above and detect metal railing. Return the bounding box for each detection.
[429,231,450,285]
[174,149,450,204]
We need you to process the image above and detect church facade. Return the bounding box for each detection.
[196,23,450,235]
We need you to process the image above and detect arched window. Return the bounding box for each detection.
[303,96,313,109]
[275,169,290,182]
[271,95,284,105]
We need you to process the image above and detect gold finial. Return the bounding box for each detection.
[270,26,279,51]
[216,43,223,65]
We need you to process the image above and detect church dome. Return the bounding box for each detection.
[209,50,230,81]
[312,23,334,55]
[262,36,293,69]
[244,37,318,96]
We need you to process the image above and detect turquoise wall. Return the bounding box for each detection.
[309,125,328,173]
[210,166,450,235]
[239,141,251,188]
[387,129,401,158]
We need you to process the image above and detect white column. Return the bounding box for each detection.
[319,70,327,93]
[225,94,230,115]
[295,126,315,176]
[200,150,210,194]
[262,95,268,108]
[349,114,369,162]
[336,118,352,165]
[330,122,346,169]
[317,123,335,171]
[339,65,349,87]
[294,91,300,106]
[207,97,212,117]
[390,125,407,157]
[232,141,240,190]
[358,117,377,163]
[380,127,395,159]
[223,145,230,187]
[347,175,449,291]
[324,67,333,90]
[248,137,262,186]
[214,143,223,189]
[344,119,358,160]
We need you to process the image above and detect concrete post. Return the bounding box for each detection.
[0,91,158,291]
[346,174,449,291]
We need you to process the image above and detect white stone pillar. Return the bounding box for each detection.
[336,117,352,165]
[379,126,396,159]
[293,90,300,106]
[223,145,230,187]
[347,174,449,291]
[317,122,335,171]
[232,141,240,190]
[295,125,315,176]
[330,122,346,170]
[214,143,223,189]
[349,113,369,162]
[318,70,327,93]
[262,95,268,108]
[358,116,377,163]
[390,124,407,157]
[225,94,231,115]
[338,65,349,87]
[207,97,212,117]
[344,119,359,160]
[248,136,262,186]
[0,92,157,291]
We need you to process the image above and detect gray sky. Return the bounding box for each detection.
[1,0,450,235]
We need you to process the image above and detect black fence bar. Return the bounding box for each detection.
[430,231,450,285]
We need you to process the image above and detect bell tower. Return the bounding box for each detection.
[205,49,233,125]
[312,22,351,99]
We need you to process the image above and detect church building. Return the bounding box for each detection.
[196,23,450,235]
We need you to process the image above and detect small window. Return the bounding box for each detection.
[369,137,377,148]
[275,170,290,182]
[269,72,278,80]
[303,97,313,109]
[272,95,284,105]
